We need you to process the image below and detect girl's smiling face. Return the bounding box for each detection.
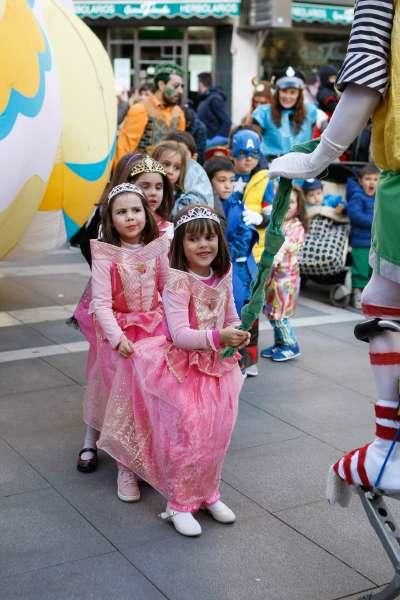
[111,193,146,244]
[183,229,218,277]
[134,172,164,214]
[158,150,182,186]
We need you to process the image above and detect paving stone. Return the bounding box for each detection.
[43,351,88,385]
[243,380,375,451]
[0,439,49,497]
[120,512,371,600]
[0,384,82,438]
[0,488,112,577]
[223,436,341,512]
[0,359,75,398]
[276,495,400,587]
[15,274,88,305]
[0,552,166,600]
[230,400,302,450]
[30,319,85,345]
[0,278,54,310]
[0,323,54,352]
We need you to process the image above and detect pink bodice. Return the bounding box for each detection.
[161,268,240,382]
[165,268,234,331]
[89,235,169,348]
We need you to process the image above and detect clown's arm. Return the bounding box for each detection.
[269,0,393,180]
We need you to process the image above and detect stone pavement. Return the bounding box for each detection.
[0,247,396,600]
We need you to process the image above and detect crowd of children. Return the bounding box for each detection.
[72,119,379,538]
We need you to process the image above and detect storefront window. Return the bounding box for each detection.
[110,27,135,41]
[138,26,184,40]
[262,29,349,77]
[187,26,213,40]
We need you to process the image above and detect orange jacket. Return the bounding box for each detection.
[114,94,185,164]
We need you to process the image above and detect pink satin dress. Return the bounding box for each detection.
[100,267,244,512]
[74,235,169,435]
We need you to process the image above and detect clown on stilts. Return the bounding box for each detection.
[269,1,400,597]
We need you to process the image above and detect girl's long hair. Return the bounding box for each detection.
[100,190,159,246]
[99,152,142,205]
[291,185,308,233]
[170,207,231,277]
[271,89,307,134]
[151,141,189,194]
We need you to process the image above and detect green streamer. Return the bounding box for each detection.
[222,138,320,358]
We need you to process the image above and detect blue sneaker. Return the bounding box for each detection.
[271,344,301,362]
[261,345,279,359]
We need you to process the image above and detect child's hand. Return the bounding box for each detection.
[335,203,345,215]
[116,336,134,358]
[220,327,251,348]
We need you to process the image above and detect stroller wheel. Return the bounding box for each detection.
[329,284,351,308]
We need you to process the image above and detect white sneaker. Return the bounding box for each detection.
[117,468,140,502]
[204,500,236,524]
[160,505,202,536]
[245,364,258,377]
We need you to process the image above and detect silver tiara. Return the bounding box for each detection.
[175,206,220,230]
[107,183,146,203]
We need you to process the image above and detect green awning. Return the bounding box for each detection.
[74,1,240,19]
[292,2,353,25]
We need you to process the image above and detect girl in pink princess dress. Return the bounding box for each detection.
[75,183,169,502]
[114,205,250,537]
[74,154,173,474]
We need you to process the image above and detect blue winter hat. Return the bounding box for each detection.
[302,178,323,193]
[231,129,261,158]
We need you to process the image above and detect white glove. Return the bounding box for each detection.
[268,84,381,180]
[268,135,345,180]
[243,207,263,227]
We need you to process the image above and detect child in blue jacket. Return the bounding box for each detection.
[347,163,379,308]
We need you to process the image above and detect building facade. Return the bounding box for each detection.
[73,0,353,125]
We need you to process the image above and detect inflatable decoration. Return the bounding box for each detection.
[1,0,117,259]
[0,0,62,258]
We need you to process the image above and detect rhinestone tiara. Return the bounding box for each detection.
[107,183,146,203]
[130,156,166,178]
[175,206,220,230]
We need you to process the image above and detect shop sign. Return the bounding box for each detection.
[74,1,240,19]
[292,2,353,25]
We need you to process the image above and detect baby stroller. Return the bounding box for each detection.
[300,162,366,307]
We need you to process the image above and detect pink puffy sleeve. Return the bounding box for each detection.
[163,287,216,350]
[90,258,124,349]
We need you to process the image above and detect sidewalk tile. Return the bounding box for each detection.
[0,360,75,398]
[0,440,49,497]
[0,488,112,577]
[243,380,374,450]
[231,401,302,450]
[43,352,87,385]
[0,385,82,438]
[223,436,341,512]
[276,495,400,586]
[0,324,55,352]
[0,553,166,600]
[120,513,371,600]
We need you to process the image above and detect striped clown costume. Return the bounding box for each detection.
[269,0,400,505]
